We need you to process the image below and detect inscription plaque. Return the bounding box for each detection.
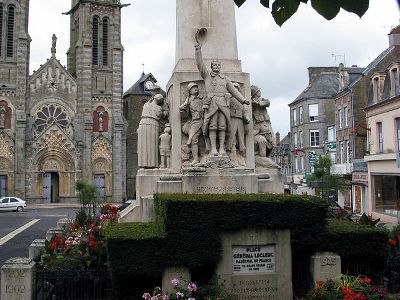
[231,276,278,300]
[233,245,275,274]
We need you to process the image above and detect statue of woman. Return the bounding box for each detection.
[137,94,167,168]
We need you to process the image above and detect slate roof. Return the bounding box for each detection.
[291,72,340,104]
[123,73,165,98]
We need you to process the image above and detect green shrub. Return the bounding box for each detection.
[105,194,389,299]
[106,193,327,298]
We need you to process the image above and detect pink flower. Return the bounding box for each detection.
[151,297,158,300]
[171,278,180,286]
[187,282,197,292]
[162,295,169,300]
[142,293,151,300]
[176,292,184,298]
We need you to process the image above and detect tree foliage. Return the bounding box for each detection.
[75,180,99,222]
[233,0,369,26]
[308,155,350,202]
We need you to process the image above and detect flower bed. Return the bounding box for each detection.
[307,275,388,300]
[41,204,119,270]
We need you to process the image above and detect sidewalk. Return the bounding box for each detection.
[28,203,81,209]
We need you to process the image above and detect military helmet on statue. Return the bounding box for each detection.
[187,82,198,91]
[251,85,261,98]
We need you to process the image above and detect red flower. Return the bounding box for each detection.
[88,234,95,240]
[316,280,325,288]
[90,223,96,228]
[50,242,57,250]
[88,240,97,248]
[359,277,372,284]
[389,239,397,246]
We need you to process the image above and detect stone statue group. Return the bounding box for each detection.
[137,41,274,169]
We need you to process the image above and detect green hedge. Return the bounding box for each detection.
[319,219,389,275]
[106,193,327,298]
[105,193,388,298]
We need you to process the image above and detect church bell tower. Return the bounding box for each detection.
[66,0,127,200]
[0,0,30,198]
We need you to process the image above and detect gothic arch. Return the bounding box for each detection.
[92,135,112,165]
[35,150,75,173]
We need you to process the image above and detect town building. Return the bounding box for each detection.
[0,0,126,202]
[289,67,339,194]
[364,25,400,223]
[272,132,291,194]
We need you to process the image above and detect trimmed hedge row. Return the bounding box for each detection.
[105,193,388,298]
[319,219,389,277]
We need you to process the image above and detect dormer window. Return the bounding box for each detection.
[389,64,400,97]
[309,104,318,122]
[371,73,385,103]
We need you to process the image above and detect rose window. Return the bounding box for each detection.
[33,104,71,138]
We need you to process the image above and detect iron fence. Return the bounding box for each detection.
[34,269,111,300]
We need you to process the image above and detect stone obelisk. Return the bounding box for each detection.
[174,0,240,72]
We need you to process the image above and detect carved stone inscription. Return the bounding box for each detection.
[196,186,246,194]
[231,276,278,300]
[233,245,275,274]
[320,255,338,266]
[3,269,27,295]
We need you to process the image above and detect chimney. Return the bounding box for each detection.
[275,132,281,145]
[389,25,400,47]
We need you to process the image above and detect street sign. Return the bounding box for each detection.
[327,143,336,152]
[309,151,318,166]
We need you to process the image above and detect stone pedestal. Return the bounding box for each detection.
[1,258,35,300]
[46,228,63,241]
[28,239,45,261]
[162,266,191,295]
[310,252,341,285]
[216,229,293,300]
[57,218,72,232]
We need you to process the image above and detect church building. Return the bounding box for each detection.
[0,0,126,203]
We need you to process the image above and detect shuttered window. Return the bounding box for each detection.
[92,17,99,65]
[102,18,108,65]
[6,5,14,58]
[0,5,3,56]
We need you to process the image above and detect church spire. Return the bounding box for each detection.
[51,34,57,57]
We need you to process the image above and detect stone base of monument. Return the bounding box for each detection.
[129,167,284,223]
[216,229,293,300]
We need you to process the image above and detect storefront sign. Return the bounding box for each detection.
[397,151,400,168]
[352,172,368,182]
[233,245,275,274]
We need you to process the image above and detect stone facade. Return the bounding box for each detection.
[0,0,126,202]
[333,27,400,211]
[364,25,400,223]
[289,69,339,193]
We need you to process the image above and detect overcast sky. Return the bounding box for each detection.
[29,0,399,136]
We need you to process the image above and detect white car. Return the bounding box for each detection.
[0,197,27,212]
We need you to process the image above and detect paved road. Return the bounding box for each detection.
[0,206,80,269]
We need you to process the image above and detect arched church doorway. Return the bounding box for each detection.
[0,175,7,197]
[43,172,59,203]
